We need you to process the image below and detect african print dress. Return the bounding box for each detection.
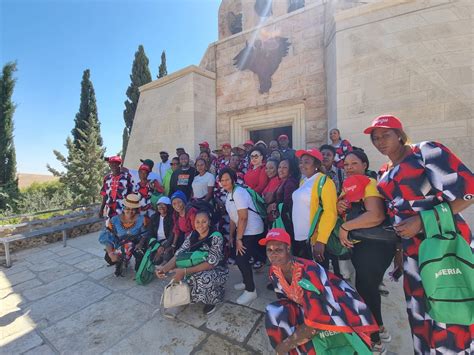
[377,141,474,354]
[333,139,353,169]
[175,231,229,305]
[133,179,164,218]
[100,172,132,218]
[265,257,378,354]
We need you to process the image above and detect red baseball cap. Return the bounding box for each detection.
[222,143,232,149]
[363,115,403,134]
[244,140,254,146]
[295,148,323,162]
[278,134,289,140]
[259,228,291,246]
[199,141,210,148]
[342,175,370,202]
[106,156,122,164]
[138,164,151,172]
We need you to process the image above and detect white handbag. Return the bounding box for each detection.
[161,280,191,309]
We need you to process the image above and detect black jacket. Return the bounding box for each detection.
[149,213,174,246]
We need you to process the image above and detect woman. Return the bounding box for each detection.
[156,211,228,315]
[329,128,352,169]
[134,162,164,219]
[292,149,337,261]
[199,150,217,175]
[269,158,299,238]
[163,157,180,196]
[217,143,232,171]
[99,194,149,276]
[270,149,282,162]
[149,196,174,264]
[191,158,215,202]
[243,146,269,194]
[262,158,281,205]
[365,114,474,354]
[171,191,197,251]
[220,167,265,305]
[262,228,378,355]
[337,150,396,351]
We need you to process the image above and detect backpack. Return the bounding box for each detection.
[233,184,267,220]
[135,238,162,285]
[419,203,474,325]
[185,200,221,226]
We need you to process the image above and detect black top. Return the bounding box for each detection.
[169,166,197,200]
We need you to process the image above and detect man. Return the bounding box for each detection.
[163,157,179,196]
[320,144,344,194]
[134,159,164,218]
[99,156,132,220]
[268,140,279,153]
[169,152,197,200]
[242,139,254,171]
[155,151,171,185]
[176,147,194,167]
[278,134,296,161]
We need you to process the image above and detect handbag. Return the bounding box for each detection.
[326,218,350,256]
[161,280,191,308]
[175,250,209,268]
[346,202,399,244]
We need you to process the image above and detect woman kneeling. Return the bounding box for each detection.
[156,211,229,315]
[262,228,378,355]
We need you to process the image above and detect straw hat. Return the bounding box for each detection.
[123,194,140,209]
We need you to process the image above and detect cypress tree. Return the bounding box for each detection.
[122,45,152,156]
[158,50,168,78]
[48,69,107,205]
[0,62,19,211]
[71,69,102,148]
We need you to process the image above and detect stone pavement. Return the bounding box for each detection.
[1,232,413,354]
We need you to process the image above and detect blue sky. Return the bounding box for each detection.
[1,0,220,174]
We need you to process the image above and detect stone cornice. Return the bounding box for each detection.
[139,65,216,93]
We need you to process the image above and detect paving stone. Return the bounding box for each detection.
[56,251,88,265]
[25,280,110,325]
[73,257,104,273]
[125,281,164,307]
[104,315,207,355]
[0,278,43,299]
[23,272,87,301]
[28,260,60,272]
[88,265,114,280]
[0,270,36,288]
[247,295,274,313]
[52,246,80,257]
[37,264,76,284]
[247,317,274,354]
[194,334,252,355]
[0,293,24,317]
[0,265,29,276]
[42,293,152,354]
[205,302,261,342]
[0,328,43,354]
[22,344,56,355]
[101,272,137,291]
[176,303,209,328]
[24,250,57,264]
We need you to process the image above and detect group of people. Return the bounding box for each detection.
[98,115,473,354]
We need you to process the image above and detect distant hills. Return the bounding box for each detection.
[17,173,58,189]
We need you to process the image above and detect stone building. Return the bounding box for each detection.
[125,0,473,221]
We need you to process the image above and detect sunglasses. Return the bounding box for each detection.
[250,154,262,159]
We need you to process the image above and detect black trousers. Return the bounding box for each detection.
[320,250,342,278]
[292,240,313,260]
[235,233,264,292]
[351,240,396,343]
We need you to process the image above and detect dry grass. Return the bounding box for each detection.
[17,173,58,189]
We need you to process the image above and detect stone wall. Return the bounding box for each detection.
[124,66,216,167]
[328,0,473,223]
[213,2,328,149]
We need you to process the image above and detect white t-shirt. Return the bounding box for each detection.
[225,186,264,236]
[157,215,166,241]
[192,172,215,199]
[292,173,319,241]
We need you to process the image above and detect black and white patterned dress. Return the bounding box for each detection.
[176,231,229,305]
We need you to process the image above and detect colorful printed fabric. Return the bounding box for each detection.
[377,141,474,354]
[334,139,353,169]
[133,179,164,217]
[265,258,378,354]
[100,172,132,218]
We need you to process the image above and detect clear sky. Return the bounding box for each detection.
[1,0,220,174]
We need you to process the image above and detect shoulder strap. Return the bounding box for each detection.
[308,175,327,238]
[420,209,441,239]
[433,203,456,235]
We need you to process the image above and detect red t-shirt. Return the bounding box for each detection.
[244,165,269,194]
[262,176,281,195]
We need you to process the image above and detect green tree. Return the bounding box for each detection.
[158,50,168,78]
[122,44,152,156]
[48,70,107,205]
[71,69,102,148]
[0,62,19,211]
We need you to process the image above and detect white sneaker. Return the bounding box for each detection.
[236,290,257,305]
[234,282,245,291]
[379,327,392,343]
[372,342,387,355]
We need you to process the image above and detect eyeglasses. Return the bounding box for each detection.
[250,154,261,159]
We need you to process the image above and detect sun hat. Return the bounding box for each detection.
[106,155,122,164]
[363,115,404,134]
[342,175,371,203]
[123,194,140,209]
[259,228,291,246]
[199,141,210,148]
[157,196,171,205]
[170,190,187,204]
[255,140,267,148]
[295,148,323,162]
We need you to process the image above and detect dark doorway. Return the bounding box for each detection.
[249,126,293,148]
